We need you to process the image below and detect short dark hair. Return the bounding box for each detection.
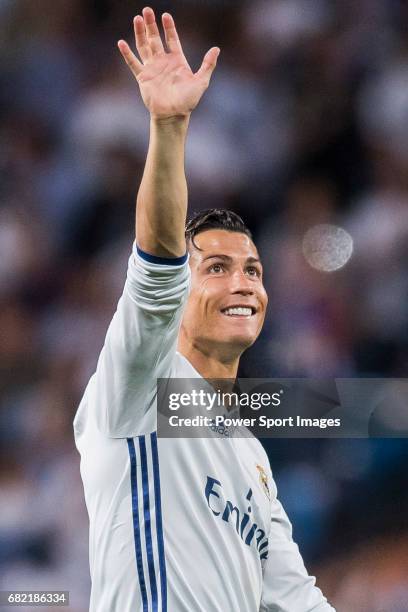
[185,208,252,250]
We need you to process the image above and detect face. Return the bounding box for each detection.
[181,229,268,358]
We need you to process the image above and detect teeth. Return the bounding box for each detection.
[224,307,252,316]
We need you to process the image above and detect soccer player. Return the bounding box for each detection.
[74,7,336,611]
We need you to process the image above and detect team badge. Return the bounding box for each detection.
[256,464,270,499]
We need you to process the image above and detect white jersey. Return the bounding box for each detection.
[73,244,335,612]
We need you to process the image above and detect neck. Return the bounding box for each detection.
[178,337,240,380]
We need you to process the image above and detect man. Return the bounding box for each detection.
[74,7,335,611]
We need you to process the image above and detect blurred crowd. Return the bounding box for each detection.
[1,1,408,610]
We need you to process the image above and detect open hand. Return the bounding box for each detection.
[118,7,220,119]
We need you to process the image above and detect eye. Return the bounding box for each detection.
[208,263,225,274]
[246,266,261,277]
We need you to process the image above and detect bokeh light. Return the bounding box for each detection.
[302,224,353,272]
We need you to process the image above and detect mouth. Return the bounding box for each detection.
[220,305,257,318]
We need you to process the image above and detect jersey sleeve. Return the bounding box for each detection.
[83,243,190,438]
[260,485,336,612]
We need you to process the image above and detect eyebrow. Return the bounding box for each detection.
[202,254,262,265]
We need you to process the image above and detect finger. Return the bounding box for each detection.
[195,47,220,87]
[133,15,151,63]
[117,40,143,78]
[162,12,183,54]
[142,6,165,56]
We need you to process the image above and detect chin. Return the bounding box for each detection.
[224,332,257,352]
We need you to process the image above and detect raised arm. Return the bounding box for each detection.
[74,10,220,439]
[118,7,220,257]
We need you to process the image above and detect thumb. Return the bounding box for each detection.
[195,47,220,87]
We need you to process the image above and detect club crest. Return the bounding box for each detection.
[256,464,270,499]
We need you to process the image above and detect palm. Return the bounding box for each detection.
[118,8,220,119]
[138,54,202,117]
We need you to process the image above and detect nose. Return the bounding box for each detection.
[229,268,254,296]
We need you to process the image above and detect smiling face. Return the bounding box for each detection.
[180,229,268,360]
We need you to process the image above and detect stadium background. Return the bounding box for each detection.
[1,0,408,610]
